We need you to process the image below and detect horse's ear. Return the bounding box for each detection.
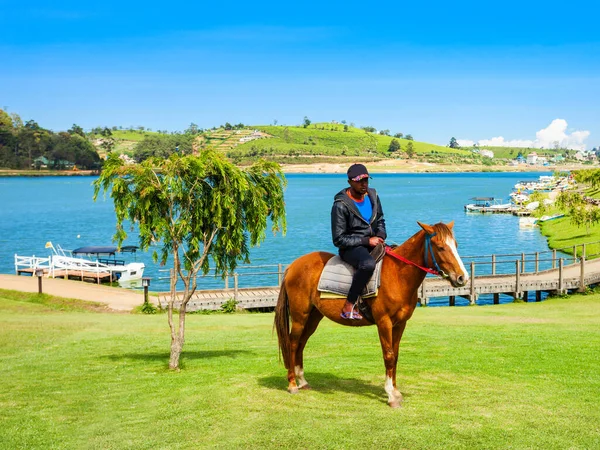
[447,220,454,230]
[417,221,435,234]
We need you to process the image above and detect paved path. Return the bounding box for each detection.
[0,274,156,311]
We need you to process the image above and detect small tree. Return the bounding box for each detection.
[394,132,403,139]
[303,116,311,128]
[388,138,401,153]
[68,124,86,138]
[405,134,414,141]
[185,123,199,135]
[406,141,415,158]
[448,137,459,148]
[556,191,600,235]
[94,151,287,370]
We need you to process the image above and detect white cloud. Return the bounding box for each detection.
[460,119,590,150]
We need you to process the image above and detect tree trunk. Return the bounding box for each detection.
[169,336,182,370]
[167,302,188,370]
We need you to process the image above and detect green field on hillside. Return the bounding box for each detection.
[1,289,599,449]
[480,145,563,159]
[251,124,468,156]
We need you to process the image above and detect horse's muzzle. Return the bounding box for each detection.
[450,274,468,287]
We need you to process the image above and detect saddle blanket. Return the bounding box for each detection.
[317,256,383,298]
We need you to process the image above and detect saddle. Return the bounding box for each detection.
[317,243,386,298]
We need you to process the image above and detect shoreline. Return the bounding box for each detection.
[0,161,592,177]
[278,160,590,174]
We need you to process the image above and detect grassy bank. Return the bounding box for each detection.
[1,289,599,449]
[540,216,600,257]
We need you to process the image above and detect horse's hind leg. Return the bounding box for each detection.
[294,308,324,390]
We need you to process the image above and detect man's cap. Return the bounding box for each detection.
[347,163,370,181]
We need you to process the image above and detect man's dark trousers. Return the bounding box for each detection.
[340,246,376,304]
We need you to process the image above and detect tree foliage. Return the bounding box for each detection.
[0,110,101,170]
[556,191,600,235]
[406,141,415,158]
[388,138,401,153]
[448,137,460,148]
[93,151,287,369]
[133,134,195,162]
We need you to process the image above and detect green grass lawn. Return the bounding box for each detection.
[1,290,599,449]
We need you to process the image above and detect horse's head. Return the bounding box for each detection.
[417,221,468,287]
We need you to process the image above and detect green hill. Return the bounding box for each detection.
[224,123,474,164]
[95,124,573,166]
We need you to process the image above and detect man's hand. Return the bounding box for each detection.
[369,236,384,247]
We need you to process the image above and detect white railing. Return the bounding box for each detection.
[14,255,51,274]
[50,255,115,276]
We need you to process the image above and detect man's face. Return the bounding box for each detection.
[348,177,369,195]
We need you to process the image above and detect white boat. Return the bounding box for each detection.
[70,245,145,283]
[15,242,145,285]
[464,197,517,213]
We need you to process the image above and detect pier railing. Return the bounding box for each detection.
[155,241,600,310]
[158,241,600,290]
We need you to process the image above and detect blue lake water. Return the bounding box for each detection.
[0,172,558,305]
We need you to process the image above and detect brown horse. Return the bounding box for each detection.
[274,221,468,407]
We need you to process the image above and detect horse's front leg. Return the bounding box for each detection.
[391,322,407,404]
[377,319,402,408]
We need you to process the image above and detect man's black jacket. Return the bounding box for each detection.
[331,187,387,250]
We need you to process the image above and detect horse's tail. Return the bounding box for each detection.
[274,275,291,369]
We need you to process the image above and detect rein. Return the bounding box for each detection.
[384,233,448,278]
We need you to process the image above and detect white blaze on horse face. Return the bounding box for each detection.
[446,236,469,280]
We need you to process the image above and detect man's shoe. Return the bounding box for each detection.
[340,301,363,320]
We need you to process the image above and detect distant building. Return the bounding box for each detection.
[32,156,49,169]
[119,154,135,165]
[480,149,494,158]
[527,152,538,165]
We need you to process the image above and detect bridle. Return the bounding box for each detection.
[384,232,449,279]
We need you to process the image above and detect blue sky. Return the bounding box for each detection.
[2,1,599,149]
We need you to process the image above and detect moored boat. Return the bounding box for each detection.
[14,242,145,286]
[464,197,517,213]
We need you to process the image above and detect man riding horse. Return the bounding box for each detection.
[331,163,386,320]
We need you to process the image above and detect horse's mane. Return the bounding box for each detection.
[431,222,454,241]
[390,222,454,249]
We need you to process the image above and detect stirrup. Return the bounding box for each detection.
[350,302,363,320]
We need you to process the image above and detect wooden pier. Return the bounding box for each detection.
[16,267,114,284]
[157,244,600,312]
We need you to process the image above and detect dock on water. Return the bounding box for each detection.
[16,266,115,284]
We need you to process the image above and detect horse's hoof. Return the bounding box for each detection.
[299,384,311,390]
[288,387,299,395]
[388,399,402,408]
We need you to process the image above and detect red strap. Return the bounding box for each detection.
[384,245,440,276]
